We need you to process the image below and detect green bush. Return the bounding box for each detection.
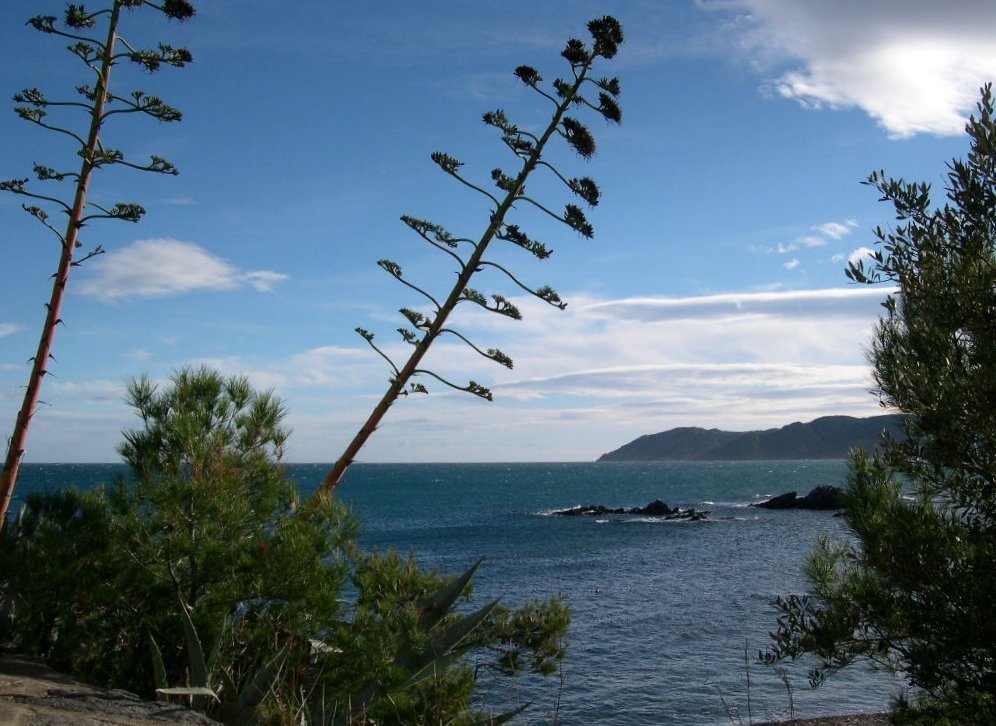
[0,367,569,723]
[765,86,996,724]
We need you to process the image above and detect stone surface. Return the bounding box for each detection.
[0,654,217,725]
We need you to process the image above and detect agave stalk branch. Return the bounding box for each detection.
[321,44,603,492]
[1,0,192,522]
[445,170,501,208]
[438,328,514,368]
[515,195,570,225]
[478,260,566,309]
[0,4,121,523]
[411,369,493,400]
[2,186,74,215]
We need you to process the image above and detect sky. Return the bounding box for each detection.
[1,0,994,464]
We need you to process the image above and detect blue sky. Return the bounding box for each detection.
[1,0,994,463]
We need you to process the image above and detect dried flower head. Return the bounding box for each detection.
[588,16,624,59]
[598,92,622,123]
[569,177,600,206]
[561,39,589,65]
[514,65,542,86]
[563,204,594,238]
[561,117,596,158]
[163,0,196,20]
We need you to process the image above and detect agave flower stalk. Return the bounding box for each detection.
[0,0,195,523]
[321,17,624,491]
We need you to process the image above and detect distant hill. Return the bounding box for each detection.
[597,414,904,462]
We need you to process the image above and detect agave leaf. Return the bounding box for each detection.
[178,602,208,688]
[156,686,220,701]
[218,669,238,706]
[205,615,230,678]
[393,644,475,692]
[149,635,168,698]
[470,704,530,725]
[237,641,289,711]
[429,598,499,658]
[415,557,483,632]
[397,599,500,682]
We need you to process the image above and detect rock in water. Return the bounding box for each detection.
[551,500,707,521]
[754,485,844,510]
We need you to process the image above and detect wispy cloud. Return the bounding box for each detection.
[714,0,996,137]
[816,219,859,239]
[10,287,894,463]
[581,287,891,323]
[77,239,288,301]
[282,286,891,459]
[758,219,860,256]
[0,323,20,339]
[784,258,800,270]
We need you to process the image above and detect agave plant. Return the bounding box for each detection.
[150,593,289,723]
[322,16,624,491]
[0,0,195,522]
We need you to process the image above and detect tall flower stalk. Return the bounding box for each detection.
[0,1,195,523]
[321,17,624,492]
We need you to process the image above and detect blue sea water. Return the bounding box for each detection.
[13,461,903,724]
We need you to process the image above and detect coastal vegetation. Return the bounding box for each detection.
[0,0,195,523]
[765,86,996,723]
[0,367,570,722]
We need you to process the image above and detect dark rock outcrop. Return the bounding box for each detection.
[552,499,707,521]
[753,485,845,510]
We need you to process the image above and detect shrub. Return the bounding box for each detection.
[0,367,568,723]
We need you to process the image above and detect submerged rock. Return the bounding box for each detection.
[753,485,844,510]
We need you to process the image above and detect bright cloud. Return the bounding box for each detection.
[77,239,288,301]
[581,287,892,323]
[763,219,860,255]
[721,0,996,137]
[294,287,893,461]
[6,286,895,463]
[784,258,801,270]
[0,323,19,338]
[816,219,859,239]
[848,246,877,266]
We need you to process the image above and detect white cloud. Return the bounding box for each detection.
[77,239,288,301]
[848,246,877,266]
[719,0,996,137]
[784,258,801,270]
[816,219,859,239]
[8,287,895,463]
[582,287,892,323]
[763,219,859,255]
[297,287,892,461]
[243,270,287,292]
[0,323,19,338]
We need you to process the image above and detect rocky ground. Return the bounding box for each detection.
[0,653,215,725]
[2,651,891,725]
[759,716,890,725]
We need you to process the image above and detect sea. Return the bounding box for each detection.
[12,460,904,724]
